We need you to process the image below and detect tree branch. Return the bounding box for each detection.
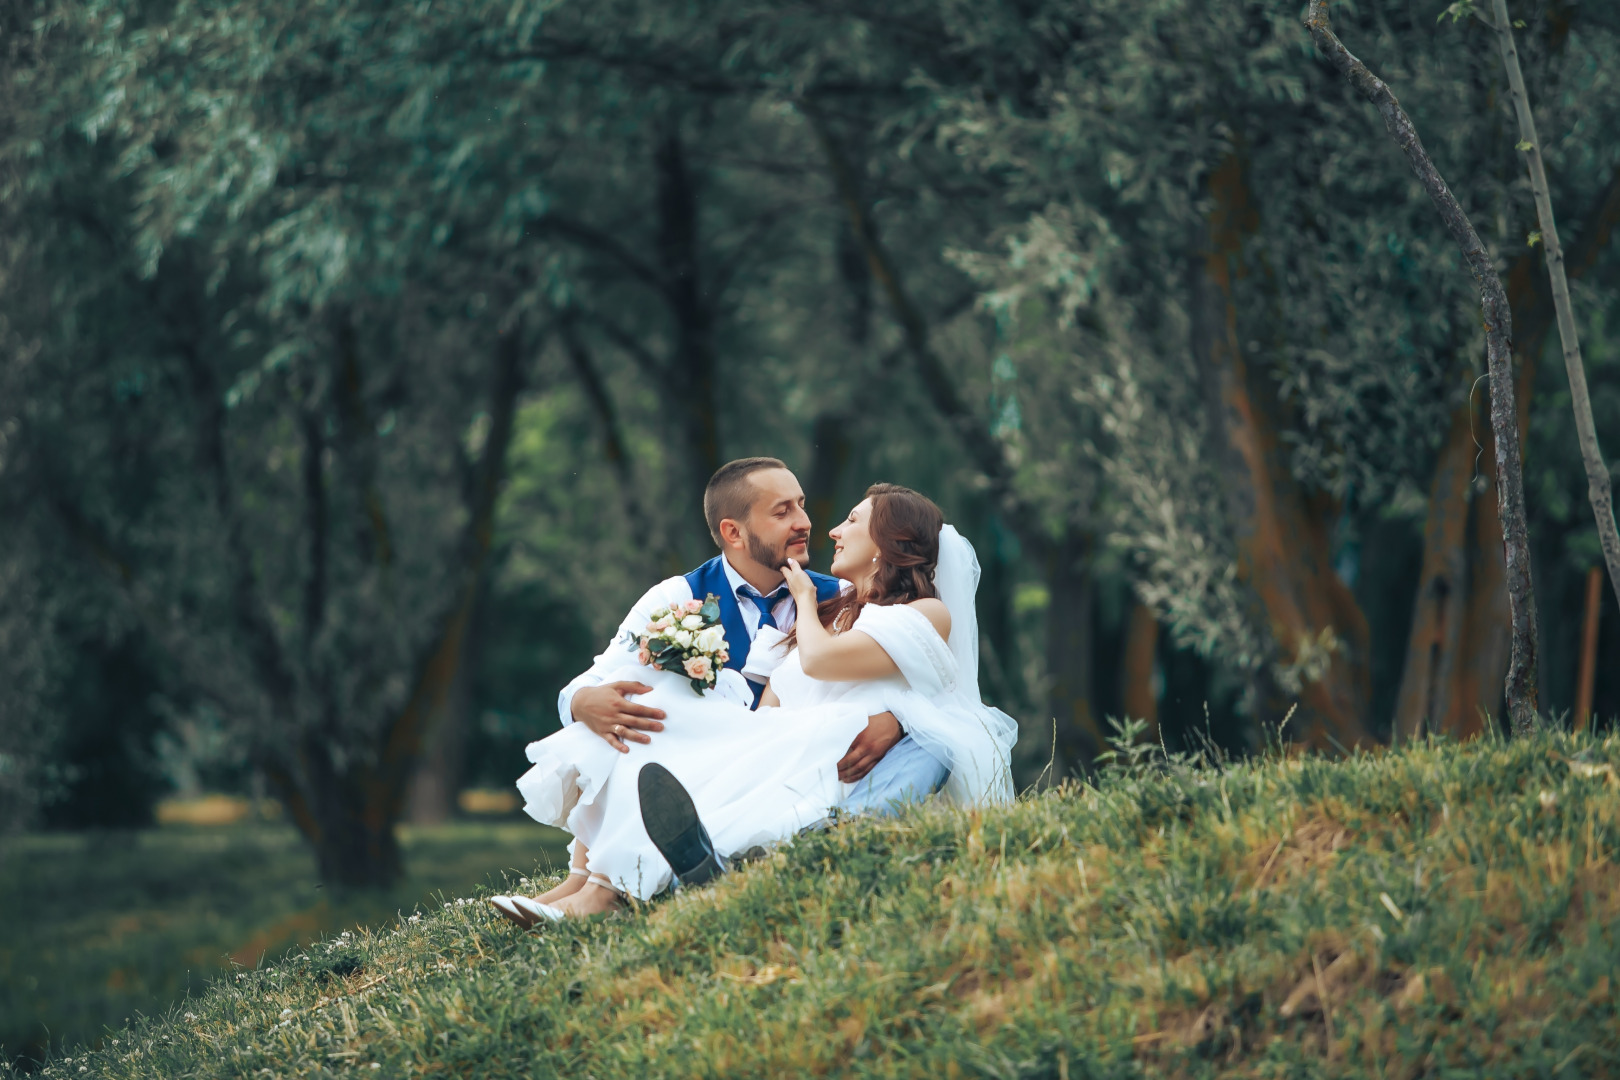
[558,316,660,550]
[803,101,1047,554]
[577,307,668,379]
[178,340,301,721]
[531,212,667,295]
[1304,0,1539,731]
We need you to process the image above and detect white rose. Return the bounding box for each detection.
[695,626,727,653]
[673,629,694,647]
[681,614,705,630]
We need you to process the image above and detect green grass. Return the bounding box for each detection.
[0,819,570,1068]
[18,732,1620,1078]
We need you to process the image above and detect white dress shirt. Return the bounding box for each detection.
[556,555,816,726]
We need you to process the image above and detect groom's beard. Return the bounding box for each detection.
[747,530,810,571]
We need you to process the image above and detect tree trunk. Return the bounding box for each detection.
[404,573,489,825]
[1193,153,1374,751]
[1304,0,1539,732]
[1392,392,1475,739]
[654,123,722,544]
[355,328,526,869]
[301,733,404,889]
[1045,527,1103,771]
[806,412,852,569]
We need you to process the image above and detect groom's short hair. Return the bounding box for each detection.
[704,457,788,546]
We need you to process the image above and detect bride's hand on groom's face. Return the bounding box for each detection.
[782,558,817,608]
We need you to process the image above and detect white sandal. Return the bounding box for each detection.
[509,895,566,923]
[489,895,537,927]
[490,895,563,927]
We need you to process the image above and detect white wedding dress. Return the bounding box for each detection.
[515,525,1018,900]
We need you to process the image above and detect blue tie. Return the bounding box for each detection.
[740,585,790,631]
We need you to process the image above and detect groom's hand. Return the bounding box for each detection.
[572,682,666,753]
[838,712,903,783]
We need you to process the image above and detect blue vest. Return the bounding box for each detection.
[684,555,842,707]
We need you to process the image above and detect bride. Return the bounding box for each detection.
[494,484,1016,921]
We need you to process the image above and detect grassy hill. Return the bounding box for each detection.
[0,820,569,1067]
[25,731,1620,1078]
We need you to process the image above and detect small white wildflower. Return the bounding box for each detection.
[408,914,421,924]
[280,1009,292,1018]
[370,1064,381,1070]
[184,1013,197,1021]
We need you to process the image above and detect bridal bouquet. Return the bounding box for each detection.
[627,594,730,693]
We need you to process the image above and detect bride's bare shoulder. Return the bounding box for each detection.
[907,597,951,641]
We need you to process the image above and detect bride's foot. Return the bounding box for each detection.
[550,882,625,918]
[535,870,589,906]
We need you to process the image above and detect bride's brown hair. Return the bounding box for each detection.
[788,483,944,645]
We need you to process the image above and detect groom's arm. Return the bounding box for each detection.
[557,576,691,736]
[837,711,905,783]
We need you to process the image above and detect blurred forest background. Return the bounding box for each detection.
[2,0,1619,1064]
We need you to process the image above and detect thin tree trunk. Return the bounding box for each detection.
[1304,0,1539,732]
[299,388,328,669]
[1487,0,1620,615]
[1575,566,1602,733]
[1121,601,1160,742]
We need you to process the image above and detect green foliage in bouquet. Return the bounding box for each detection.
[625,595,728,693]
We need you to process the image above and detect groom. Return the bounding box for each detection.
[559,456,947,810]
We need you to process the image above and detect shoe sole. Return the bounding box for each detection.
[638,763,720,883]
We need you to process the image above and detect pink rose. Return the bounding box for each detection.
[683,655,712,681]
[716,648,729,663]
[649,615,673,632]
[684,598,705,614]
[637,644,652,666]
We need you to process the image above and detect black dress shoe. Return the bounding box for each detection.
[638,763,726,888]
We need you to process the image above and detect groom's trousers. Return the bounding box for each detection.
[836,735,949,817]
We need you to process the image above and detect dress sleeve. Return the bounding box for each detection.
[557,576,693,724]
[849,604,957,698]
